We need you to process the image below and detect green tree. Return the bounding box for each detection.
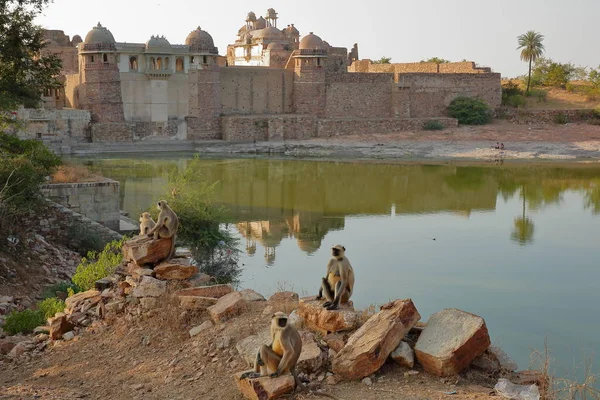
[0,0,62,127]
[422,57,450,64]
[531,57,575,88]
[589,66,600,88]
[373,56,391,64]
[517,30,545,94]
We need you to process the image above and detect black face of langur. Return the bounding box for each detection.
[276,315,287,328]
[332,245,345,258]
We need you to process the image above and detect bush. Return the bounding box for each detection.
[506,94,526,108]
[41,281,81,299]
[423,120,444,130]
[72,237,127,290]
[2,309,45,335]
[447,97,492,125]
[529,89,548,102]
[37,297,66,319]
[554,113,569,124]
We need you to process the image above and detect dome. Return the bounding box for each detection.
[246,11,257,22]
[71,35,83,46]
[145,35,171,53]
[286,24,299,36]
[322,41,331,49]
[297,239,320,254]
[255,17,267,30]
[299,32,324,50]
[252,26,285,41]
[83,22,115,44]
[185,26,217,53]
[267,42,286,51]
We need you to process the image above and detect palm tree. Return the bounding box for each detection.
[511,185,535,245]
[517,31,545,94]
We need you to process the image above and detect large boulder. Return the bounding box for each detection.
[131,276,167,298]
[240,289,266,302]
[297,298,359,335]
[296,335,328,375]
[207,291,247,323]
[122,235,172,266]
[154,258,197,281]
[234,372,295,400]
[267,291,299,313]
[415,308,491,377]
[332,299,421,380]
[174,284,233,299]
[236,330,272,367]
[49,314,75,340]
[178,296,218,310]
[65,290,100,311]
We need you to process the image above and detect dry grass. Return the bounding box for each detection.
[501,79,600,110]
[51,165,103,183]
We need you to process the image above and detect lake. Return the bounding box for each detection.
[72,154,600,383]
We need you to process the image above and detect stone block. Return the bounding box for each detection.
[240,289,266,302]
[267,291,299,313]
[332,299,421,380]
[174,284,233,299]
[122,235,172,266]
[179,296,219,310]
[49,314,75,340]
[154,258,197,281]
[415,308,491,377]
[390,341,415,369]
[297,337,328,375]
[132,268,155,280]
[234,372,295,400]
[65,290,100,311]
[208,292,247,323]
[323,333,346,353]
[297,298,359,335]
[236,330,272,367]
[189,320,214,337]
[131,276,167,298]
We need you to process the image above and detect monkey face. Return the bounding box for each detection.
[332,244,345,257]
[272,312,288,328]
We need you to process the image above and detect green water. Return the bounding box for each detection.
[74,154,600,382]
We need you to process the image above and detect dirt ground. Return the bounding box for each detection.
[0,300,500,400]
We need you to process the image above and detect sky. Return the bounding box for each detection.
[35,0,599,78]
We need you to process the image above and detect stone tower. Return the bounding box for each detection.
[293,33,327,117]
[79,23,124,122]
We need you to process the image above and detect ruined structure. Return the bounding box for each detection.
[19,8,501,147]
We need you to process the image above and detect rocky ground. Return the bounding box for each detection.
[0,236,547,400]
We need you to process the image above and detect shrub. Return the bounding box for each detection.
[554,113,569,124]
[41,281,81,299]
[37,297,66,319]
[72,237,127,290]
[51,164,99,183]
[67,224,105,254]
[423,120,444,130]
[506,94,526,108]
[2,309,45,335]
[447,97,492,125]
[529,89,547,103]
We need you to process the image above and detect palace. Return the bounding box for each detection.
[21,8,501,147]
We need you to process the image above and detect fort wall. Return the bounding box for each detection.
[324,72,393,118]
[16,108,91,143]
[349,60,492,74]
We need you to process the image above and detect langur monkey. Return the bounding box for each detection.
[146,200,179,260]
[138,212,156,236]
[316,244,355,311]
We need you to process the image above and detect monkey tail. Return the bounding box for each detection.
[167,233,177,260]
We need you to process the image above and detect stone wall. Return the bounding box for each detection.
[187,69,222,140]
[499,108,597,124]
[80,59,125,123]
[349,60,491,75]
[16,108,91,143]
[293,70,327,117]
[221,115,317,141]
[89,120,187,142]
[397,73,502,118]
[324,72,393,118]
[316,118,458,137]
[41,180,121,231]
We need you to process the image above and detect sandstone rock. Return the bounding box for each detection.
[323,333,346,353]
[179,296,218,310]
[297,299,359,335]
[62,331,75,341]
[185,273,215,287]
[132,268,155,280]
[131,276,167,298]
[297,337,328,375]
[122,235,172,266]
[415,308,491,377]
[154,258,198,281]
[68,312,87,326]
[234,372,295,400]
[261,305,274,316]
[94,277,115,291]
[65,290,100,311]
[139,297,158,310]
[189,320,214,337]
[0,342,16,355]
[33,326,50,335]
[288,310,303,329]
[236,330,272,367]
[174,284,233,299]
[240,289,266,302]
[332,299,421,380]
[49,314,74,340]
[105,300,125,313]
[207,292,247,323]
[390,341,415,368]
[267,291,299,313]
[8,342,26,358]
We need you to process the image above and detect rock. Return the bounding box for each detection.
[139,297,158,310]
[415,308,491,377]
[261,305,274,316]
[288,310,303,329]
[154,259,198,281]
[323,333,346,353]
[240,289,266,302]
[49,314,75,340]
[33,326,50,335]
[207,292,247,323]
[297,298,359,335]
[0,342,16,355]
[362,377,372,386]
[472,350,501,373]
[0,296,14,303]
[65,290,100,311]
[105,300,125,313]
[174,284,233,299]
[178,296,219,310]
[390,341,415,369]
[489,345,518,372]
[332,299,421,380]
[267,291,299,313]
[122,235,172,266]
[68,312,87,326]
[132,268,155,280]
[185,273,215,287]
[234,372,295,400]
[297,337,328,375]
[216,335,232,350]
[8,342,26,358]
[131,276,167,298]
[189,321,214,337]
[62,331,75,341]
[236,330,272,367]
[94,277,115,291]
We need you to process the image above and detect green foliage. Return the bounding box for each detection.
[72,237,127,291]
[41,281,81,299]
[530,57,576,89]
[37,297,65,319]
[589,66,600,88]
[529,89,547,102]
[502,80,526,108]
[553,113,569,124]
[421,57,450,64]
[423,120,444,130]
[2,309,45,335]
[372,56,391,64]
[447,97,492,125]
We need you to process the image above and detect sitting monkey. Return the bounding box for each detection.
[146,200,179,260]
[316,244,355,311]
[138,212,156,236]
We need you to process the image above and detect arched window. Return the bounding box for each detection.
[202,55,207,64]
[317,58,321,66]
[176,57,184,72]
[90,55,95,63]
[157,57,163,70]
[129,56,138,71]
[103,53,108,62]
[164,57,170,70]
[150,57,156,70]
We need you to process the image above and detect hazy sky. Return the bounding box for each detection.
[35,0,598,77]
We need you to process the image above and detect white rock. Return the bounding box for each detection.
[288,310,304,329]
[131,276,167,298]
[390,341,415,368]
[189,320,214,337]
[362,377,372,386]
[62,331,75,341]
